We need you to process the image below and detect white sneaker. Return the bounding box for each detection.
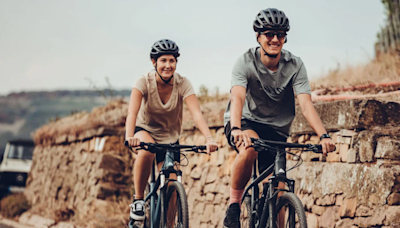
[130,200,145,221]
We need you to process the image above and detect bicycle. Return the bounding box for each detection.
[239,137,325,228]
[125,141,208,228]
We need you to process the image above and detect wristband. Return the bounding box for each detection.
[320,134,331,140]
[205,136,213,140]
[231,126,241,131]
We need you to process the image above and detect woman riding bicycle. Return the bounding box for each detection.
[125,39,218,221]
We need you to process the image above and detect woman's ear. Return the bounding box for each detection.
[151,58,156,67]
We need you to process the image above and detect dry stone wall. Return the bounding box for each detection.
[179,98,400,228]
[24,98,400,227]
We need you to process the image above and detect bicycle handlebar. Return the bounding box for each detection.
[124,141,208,154]
[251,138,333,153]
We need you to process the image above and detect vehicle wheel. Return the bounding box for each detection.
[163,181,188,228]
[240,195,254,228]
[143,183,154,228]
[272,193,307,228]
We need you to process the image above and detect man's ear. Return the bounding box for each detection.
[256,32,260,42]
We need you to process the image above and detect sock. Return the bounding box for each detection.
[230,187,244,207]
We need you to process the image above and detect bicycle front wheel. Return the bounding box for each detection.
[273,192,307,228]
[164,181,189,228]
[240,195,254,228]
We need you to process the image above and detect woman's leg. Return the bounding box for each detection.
[133,130,156,199]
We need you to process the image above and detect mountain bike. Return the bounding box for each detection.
[240,138,325,228]
[125,141,207,228]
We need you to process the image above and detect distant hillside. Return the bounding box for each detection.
[0,89,131,154]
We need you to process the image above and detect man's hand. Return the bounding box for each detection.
[231,129,252,149]
[320,138,335,156]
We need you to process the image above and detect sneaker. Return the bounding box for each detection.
[130,200,145,221]
[223,203,241,228]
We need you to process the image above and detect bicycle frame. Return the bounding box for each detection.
[241,148,297,228]
[144,149,182,228]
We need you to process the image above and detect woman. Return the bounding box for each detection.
[125,39,218,221]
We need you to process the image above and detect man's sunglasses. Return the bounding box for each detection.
[261,32,287,39]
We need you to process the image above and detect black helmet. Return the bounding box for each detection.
[253,8,290,32]
[150,39,180,59]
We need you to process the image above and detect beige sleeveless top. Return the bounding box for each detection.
[133,71,195,143]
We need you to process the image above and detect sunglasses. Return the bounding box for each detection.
[261,32,287,40]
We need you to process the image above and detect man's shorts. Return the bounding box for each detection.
[224,119,287,174]
[134,126,180,164]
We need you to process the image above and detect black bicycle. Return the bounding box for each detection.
[240,138,325,228]
[125,141,207,228]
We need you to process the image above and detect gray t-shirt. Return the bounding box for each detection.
[224,47,311,137]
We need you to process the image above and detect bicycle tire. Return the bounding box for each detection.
[164,181,189,228]
[240,195,254,228]
[143,183,157,228]
[272,192,307,228]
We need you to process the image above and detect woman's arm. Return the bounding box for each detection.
[125,88,143,142]
[184,94,218,153]
[185,94,213,138]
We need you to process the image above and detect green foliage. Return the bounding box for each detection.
[381,0,396,15]
[0,193,30,218]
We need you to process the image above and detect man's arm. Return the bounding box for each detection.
[297,93,335,154]
[230,86,251,148]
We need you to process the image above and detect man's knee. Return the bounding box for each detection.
[237,147,257,162]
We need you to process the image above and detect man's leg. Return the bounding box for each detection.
[224,129,260,228]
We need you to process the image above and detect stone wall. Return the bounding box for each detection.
[24,98,400,227]
[288,128,400,228]
[178,98,400,228]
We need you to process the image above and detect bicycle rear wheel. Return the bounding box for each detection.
[272,192,307,228]
[240,195,254,228]
[164,181,189,228]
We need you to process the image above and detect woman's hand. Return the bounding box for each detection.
[205,137,218,155]
[126,136,141,147]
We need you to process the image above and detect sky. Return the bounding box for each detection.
[0,0,387,95]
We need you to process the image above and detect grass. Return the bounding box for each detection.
[0,193,30,218]
[311,53,400,89]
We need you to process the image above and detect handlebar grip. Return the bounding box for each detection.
[314,144,337,153]
[124,140,129,147]
[199,145,207,150]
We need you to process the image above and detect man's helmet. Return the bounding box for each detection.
[253,8,290,32]
[150,39,180,59]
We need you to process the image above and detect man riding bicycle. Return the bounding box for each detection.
[223,8,335,228]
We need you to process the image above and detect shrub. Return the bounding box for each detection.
[0,193,30,218]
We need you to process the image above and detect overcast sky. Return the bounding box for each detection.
[0,0,386,95]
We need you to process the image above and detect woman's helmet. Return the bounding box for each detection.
[150,39,180,60]
[253,8,290,32]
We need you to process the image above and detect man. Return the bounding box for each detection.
[223,8,335,228]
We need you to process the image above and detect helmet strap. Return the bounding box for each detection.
[258,41,278,58]
[155,63,173,85]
